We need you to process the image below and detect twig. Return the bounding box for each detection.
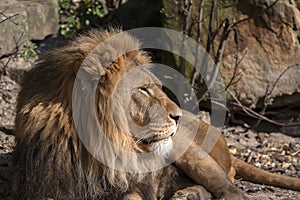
[246,151,255,163]
[225,29,246,90]
[0,33,25,76]
[269,64,299,95]
[207,18,232,89]
[195,18,233,102]
[206,0,217,53]
[0,32,23,59]
[179,0,193,75]
[265,0,279,10]
[187,1,249,109]
[227,89,300,127]
[199,14,251,100]
[191,0,205,86]
[0,8,19,25]
[202,0,218,76]
[191,0,219,102]
[0,13,19,25]
[160,8,177,19]
[253,85,270,128]
[253,64,300,128]
[231,16,250,28]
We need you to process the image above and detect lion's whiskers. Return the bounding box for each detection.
[133,130,150,144]
[133,129,158,145]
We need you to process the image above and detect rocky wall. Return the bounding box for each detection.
[162,0,300,109]
[0,0,59,55]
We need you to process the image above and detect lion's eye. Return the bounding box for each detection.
[139,87,151,96]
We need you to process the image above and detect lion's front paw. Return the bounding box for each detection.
[170,192,201,200]
[170,186,212,200]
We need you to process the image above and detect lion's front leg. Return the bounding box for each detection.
[122,177,157,200]
[175,144,248,200]
[154,165,212,200]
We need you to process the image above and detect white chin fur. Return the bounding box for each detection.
[150,138,173,157]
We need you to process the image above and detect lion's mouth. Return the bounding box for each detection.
[141,132,175,145]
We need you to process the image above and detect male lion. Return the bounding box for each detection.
[13,29,300,200]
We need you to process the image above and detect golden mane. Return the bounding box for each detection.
[13,28,151,199]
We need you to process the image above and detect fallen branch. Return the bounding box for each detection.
[227,89,300,128]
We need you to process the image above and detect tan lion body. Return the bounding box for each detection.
[13,29,300,200]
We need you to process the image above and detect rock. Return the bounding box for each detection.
[161,0,300,109]
[222,0,300,108]
[0,0,59,55]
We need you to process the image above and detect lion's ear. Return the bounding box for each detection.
[99,50,140,80]
[125,50,139,60]
[109,51,138,71]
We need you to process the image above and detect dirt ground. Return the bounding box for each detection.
[0,56,299,199]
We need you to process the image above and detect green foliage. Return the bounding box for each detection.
[18,41,38,59]
[59,0,105,36]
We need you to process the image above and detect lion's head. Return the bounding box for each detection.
[111,66,182,154]
[72,29,183,178]
[13,28,182,199]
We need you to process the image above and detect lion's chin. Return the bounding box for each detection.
[149,137,173,157]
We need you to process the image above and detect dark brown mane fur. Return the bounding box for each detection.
[13,28,151,199]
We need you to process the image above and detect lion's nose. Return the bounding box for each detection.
[169,113,181,125]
